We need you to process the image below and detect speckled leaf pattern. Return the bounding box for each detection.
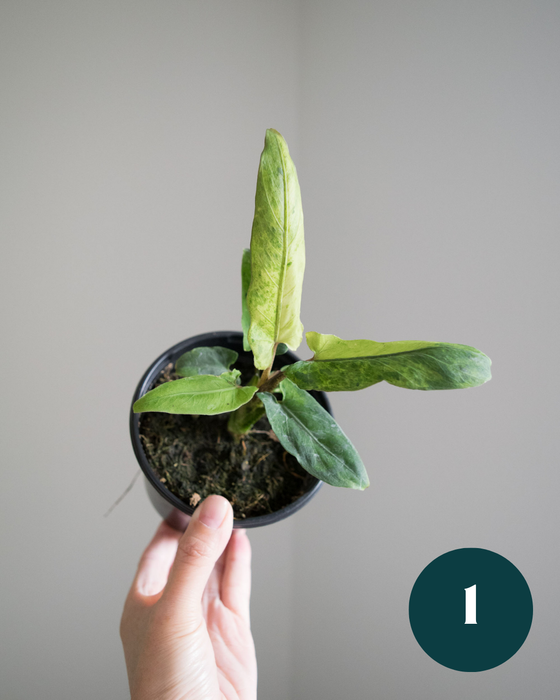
[133,370,257,415]
[258,379,369,490]
[241,248,252,352]
[175,346,238,377]
[283,332,492,391]
[247,129,305,369]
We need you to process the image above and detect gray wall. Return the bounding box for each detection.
[294,2,560,698]
[1,1,559,699]
[0,2,299,699]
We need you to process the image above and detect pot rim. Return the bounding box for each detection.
[130,331,331,528]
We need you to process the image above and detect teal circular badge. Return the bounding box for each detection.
[409,548,532,672]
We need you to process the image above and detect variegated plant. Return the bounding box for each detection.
[134,129,492,490]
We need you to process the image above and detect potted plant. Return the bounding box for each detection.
[130,129,491,529]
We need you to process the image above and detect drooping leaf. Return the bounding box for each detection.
[175,346,238,378]
[282,332,492,392]
[276,343,289,356]
[247,129,305,370]
[241,248,252,352]
[133,370,256,415]
[258,379,369,490]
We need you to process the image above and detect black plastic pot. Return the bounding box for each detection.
[130,331,331,530]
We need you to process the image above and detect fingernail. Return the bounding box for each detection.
[197,495,229,530]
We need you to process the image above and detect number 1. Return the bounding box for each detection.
[465,584,477,624]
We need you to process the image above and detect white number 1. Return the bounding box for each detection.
[465,584,477,624]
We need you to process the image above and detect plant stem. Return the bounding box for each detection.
[258,367,270,387]
[259,370,285,393]
[257,342,279,388]
[227,395,266,436]
[229,344,287,436]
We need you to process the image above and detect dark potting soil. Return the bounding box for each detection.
[138,363,315,519]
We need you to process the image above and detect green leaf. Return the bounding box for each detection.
[276,343,289,356]
[258,379,369,490]
[175,346,238,377]
[247,129,305,370]
[133,370,257,415]
[227,394,266,435]
[241,248,252,352]
[283,332,492,391]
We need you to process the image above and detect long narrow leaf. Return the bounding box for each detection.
[133,370,257,415]
[247,129,305,369]
[258,379,369,490]
[283,332,492,391]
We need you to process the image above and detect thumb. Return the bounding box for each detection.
[160,495,233,626]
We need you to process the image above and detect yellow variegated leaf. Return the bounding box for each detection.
[247,129,305,369]
[283,332,492,391]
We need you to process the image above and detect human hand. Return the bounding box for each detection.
[120,495,257,700]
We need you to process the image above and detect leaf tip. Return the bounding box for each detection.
[266,127,283,140]
[350,470,370,491]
